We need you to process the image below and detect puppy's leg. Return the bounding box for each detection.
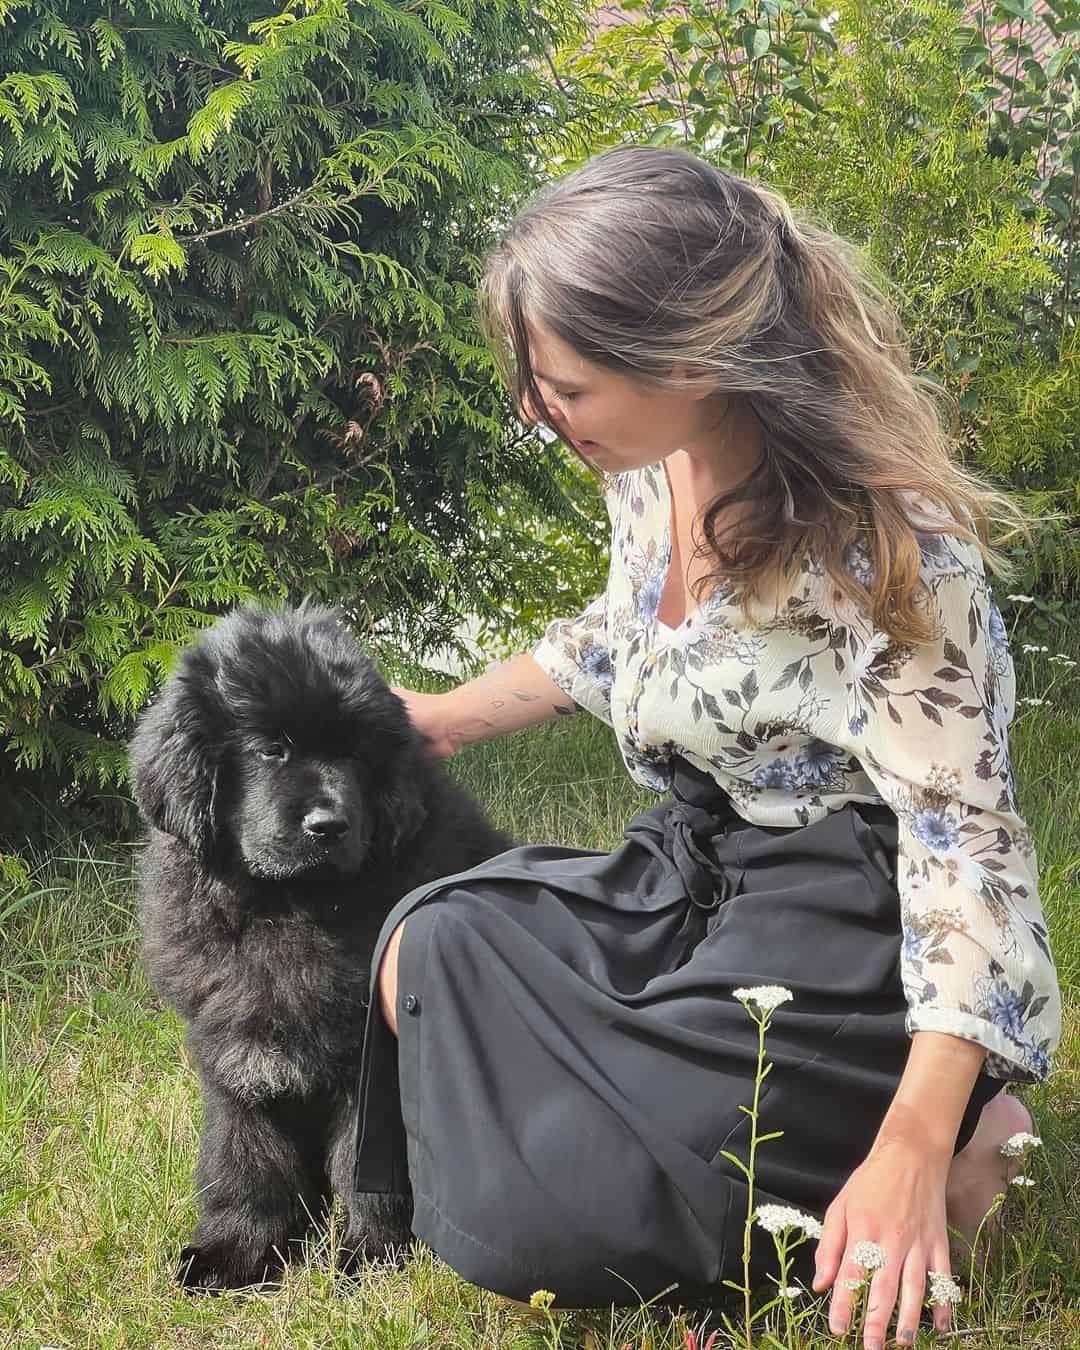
[327,1100,413,1272]
[179,1082,323,1291]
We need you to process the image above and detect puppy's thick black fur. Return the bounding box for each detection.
[130,603,510,1290]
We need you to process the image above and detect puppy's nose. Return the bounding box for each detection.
[303,808,349,840]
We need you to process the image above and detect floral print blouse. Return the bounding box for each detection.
[532,461,1060,1084]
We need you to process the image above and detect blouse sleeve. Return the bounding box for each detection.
[839,537,1061,1083]
[530,592,614,727]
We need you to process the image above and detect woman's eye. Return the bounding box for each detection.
[556,390,579,402]
[259,742,288,762]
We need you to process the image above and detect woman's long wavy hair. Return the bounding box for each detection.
[478,144,1038,646]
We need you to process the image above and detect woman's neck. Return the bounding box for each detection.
[670,397,765,505]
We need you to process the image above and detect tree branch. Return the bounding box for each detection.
[183,174,384,245]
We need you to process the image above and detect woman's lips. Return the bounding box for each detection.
[558,429,600,453]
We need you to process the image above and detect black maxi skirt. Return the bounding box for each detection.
[353,758,999,1308]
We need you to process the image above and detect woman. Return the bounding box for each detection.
[354,146,1060,1348]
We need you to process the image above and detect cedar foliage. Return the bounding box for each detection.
[0,0,603,849]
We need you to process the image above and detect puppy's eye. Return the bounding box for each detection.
[259,742,289,762]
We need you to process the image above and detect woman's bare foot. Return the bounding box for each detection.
[946,1091,1033,1259]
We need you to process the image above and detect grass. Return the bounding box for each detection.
[1,650,1078,1349]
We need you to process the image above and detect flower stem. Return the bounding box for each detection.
[742,1011,769,1349]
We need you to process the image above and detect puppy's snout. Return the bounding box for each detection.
[302,808,349,840]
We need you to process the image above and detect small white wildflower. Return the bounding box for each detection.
[1006,594,1034,603]
[927,1270,963,1306]
[733,985,794,1013]
[852,1240,886,1270]
[778,1285,802,1299]
[1000,1131,1042,1157]
[1050,655,1076,667]
[841,1277,865,1292]
[1010,1174,1036,1187]
[1018,696,1048,706]
[754,1204,823,1239]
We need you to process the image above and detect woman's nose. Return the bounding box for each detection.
[518,389,564,432]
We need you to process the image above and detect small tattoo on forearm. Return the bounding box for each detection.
[453,718,494,747]
[553,701,578,716]
[511,690,539,702]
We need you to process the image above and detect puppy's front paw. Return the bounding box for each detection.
[335,1229,410,1274]
[176,1240,283,1292]
[337,1190,414,1272]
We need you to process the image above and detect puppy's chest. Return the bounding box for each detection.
[210,914,370,1103]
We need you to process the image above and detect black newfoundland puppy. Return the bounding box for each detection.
[129,602,510,1290]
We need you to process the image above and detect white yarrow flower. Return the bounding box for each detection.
[841,1277,865,1292]
[733,985,794,1013]
[754,1204,823,1239]
[778,1285,802,1299]
[927,1270,963,1306]
[1006,594,1034,603]
[1000,1131,1042,1158]
[1011,1174,1036,1187]
[852,1240,886,1270]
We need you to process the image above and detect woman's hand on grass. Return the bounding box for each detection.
[812,1119,954,1348]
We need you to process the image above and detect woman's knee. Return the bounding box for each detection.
[378,918,409,1036]
[378,895,483,1036]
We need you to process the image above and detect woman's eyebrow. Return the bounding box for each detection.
[533,369,578,386]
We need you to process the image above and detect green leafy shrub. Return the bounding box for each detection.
[0,0,605,844]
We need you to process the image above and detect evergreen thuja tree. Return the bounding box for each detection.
[0,0,606,846]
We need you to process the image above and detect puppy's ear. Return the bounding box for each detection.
[128,647,224,861]
[378,738,429,855]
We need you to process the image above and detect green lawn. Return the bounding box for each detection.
[2,651,1078,1349]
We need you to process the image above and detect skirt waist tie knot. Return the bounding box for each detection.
[623,756,747,911]
[665,800,738,910]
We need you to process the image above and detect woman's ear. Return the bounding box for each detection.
[128,646,225,862]
[667,361,724,403]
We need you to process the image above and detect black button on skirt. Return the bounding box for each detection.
[353,758,999,1307]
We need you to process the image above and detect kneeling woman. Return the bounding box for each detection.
[354,146,1061,1350]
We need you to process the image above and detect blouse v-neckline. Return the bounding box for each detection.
[655,459,715,635]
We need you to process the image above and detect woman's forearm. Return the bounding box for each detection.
[873,1031,988,1159]
[441,652,579,752]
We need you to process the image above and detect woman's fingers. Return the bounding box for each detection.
[827,1240,950,1348]
[929,1240,956,1335]
[892,1247,929,1346]
[820,1229,930,1348]
[812,1201,847,1293]
[861,1255,902,1350]
[826,1261,859,1339]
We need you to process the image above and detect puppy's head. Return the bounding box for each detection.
[129,602,427,880]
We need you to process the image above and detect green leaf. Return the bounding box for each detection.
[128,234,186,279]
[745,27,771,61]
[780,78,819,112]
[993,0,1036,19]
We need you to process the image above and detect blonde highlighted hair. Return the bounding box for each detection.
[479,144,1039,646]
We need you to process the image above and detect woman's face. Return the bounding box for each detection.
[521,324,721,475]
